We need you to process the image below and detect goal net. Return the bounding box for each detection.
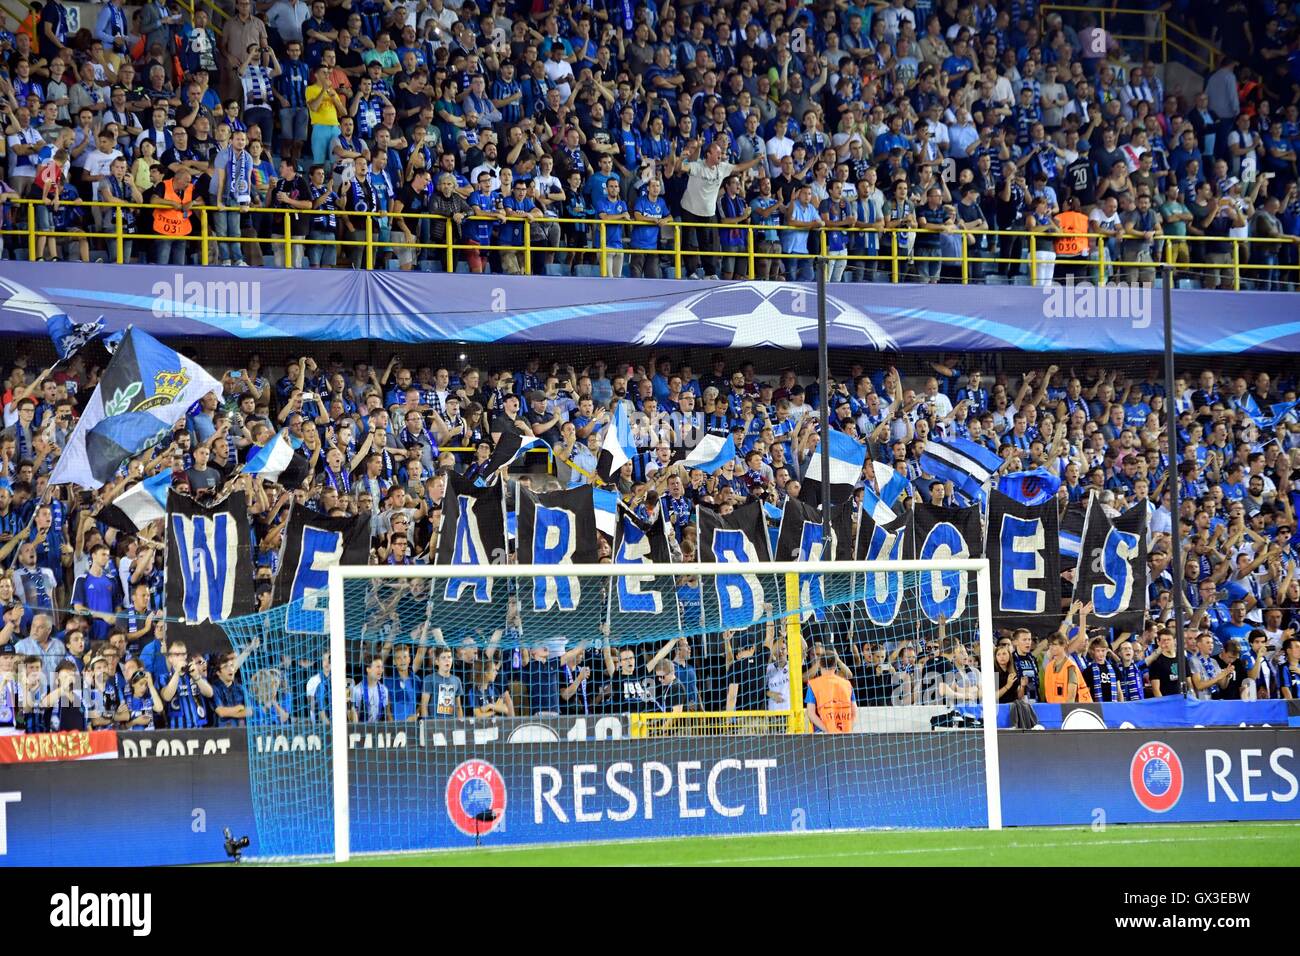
[219,559,999,862]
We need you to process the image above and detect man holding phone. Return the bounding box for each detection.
[160,640,213,728]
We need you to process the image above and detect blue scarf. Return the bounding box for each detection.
[226,148,252,202]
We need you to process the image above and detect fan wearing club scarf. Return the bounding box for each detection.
[1081,637,1123,701]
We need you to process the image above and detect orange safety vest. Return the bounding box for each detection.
[154,180,194,237]
[1054,210,1091,257]
[808,672,855,733]
[1042,656,1092,703]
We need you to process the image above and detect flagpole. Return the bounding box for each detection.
[1162,264,1186,694]
[816,256,831,550]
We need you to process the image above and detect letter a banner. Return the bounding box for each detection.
[1074,496,1148,633]
[432,470,508,634]
[984,490,1061,635]
[165,489,255,655]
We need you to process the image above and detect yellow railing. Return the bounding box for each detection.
[5,197,1296,292]
[1038,4,1223,71]
[175,0,229,34]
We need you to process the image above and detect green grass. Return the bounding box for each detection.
[328,822,1299,867]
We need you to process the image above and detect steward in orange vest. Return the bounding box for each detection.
[806,652,857,733]
[1054,205,1091,257]
[154,170,195,238]
[1042,635,1092,702]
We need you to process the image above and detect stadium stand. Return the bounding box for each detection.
[0,0,1292,285]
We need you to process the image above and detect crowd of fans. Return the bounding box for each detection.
[0,0,1296,283]
[2,339,1300,732]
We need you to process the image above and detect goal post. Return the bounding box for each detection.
[309,558,999,864]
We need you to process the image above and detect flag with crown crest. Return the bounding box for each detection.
[48,328,223,488]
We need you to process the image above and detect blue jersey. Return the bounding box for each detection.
[72,571,118,642]
[211,679,247,727]
[165,673,208,728]
[383,672,421,721]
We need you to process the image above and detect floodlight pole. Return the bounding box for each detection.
[816,257,831,549]
[1162,264,1186,694]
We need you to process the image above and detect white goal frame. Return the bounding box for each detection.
[326,558,1000,862]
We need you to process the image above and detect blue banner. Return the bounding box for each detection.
[4,263,1300,354]
[1000,728,1300,825]
[993,696,1298,729]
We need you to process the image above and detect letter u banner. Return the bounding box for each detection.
[1073,496,1147,633]
[984,490,1061,635]
[165,489,255,655]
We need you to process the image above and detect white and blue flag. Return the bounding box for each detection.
[800,428,866,506]
[48,327,223,489]
[681,433,738,475]
[920,437,1001,505]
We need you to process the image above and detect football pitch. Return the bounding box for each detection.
[331,822,1299,867]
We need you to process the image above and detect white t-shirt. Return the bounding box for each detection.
[83,147,122,180]
[681,158,735,218]
[765,135,792,176]
[766,661,789,710]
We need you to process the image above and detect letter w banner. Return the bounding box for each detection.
[909,501,983,624]
[274,507,371,634]
[774,496,854,622]
[517,484,599,622]
[698,501,775,632]
[985,490,1061,635]
[608,505,680,635]
[1074,497,1148,633]
[432,470,508,633]
[165,489,255,655]
[49,327,223,488]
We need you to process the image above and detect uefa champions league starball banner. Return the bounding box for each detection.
[3,263,1300,354]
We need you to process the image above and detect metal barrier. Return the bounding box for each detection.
[4,196,1295,292]
[1038,3,1223,71]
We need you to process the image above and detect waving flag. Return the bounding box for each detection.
[1059,499,1087,566]
[48,328,223,489]
[596,401,634,483]
[997,468,1062,506]
[46,312,106,362]
[245,431,294,482]
[1254,399,1299,430]
[800,428,866,507]
[921,437,1001,505]
[593,486,621,538]
[681,433,737,475]
[479,429,548,483]
[96,470,174,533]
[871,460,910,509]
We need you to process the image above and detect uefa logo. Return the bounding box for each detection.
[1129,741,1184,813]
[445,758,507,837]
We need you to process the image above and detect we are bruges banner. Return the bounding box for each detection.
[165,490,255,655]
